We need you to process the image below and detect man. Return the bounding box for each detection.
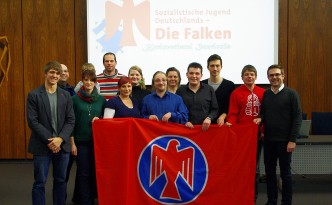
[58,64,75,96]
[260,64,302,205]
[141,71,188,124]
[27,61,75,205]
[176,62,219,131]
[225,65,265,202]
[202,54,235,126]
[57,63,79,204]
[97,52,124,100]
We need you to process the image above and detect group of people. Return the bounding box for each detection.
[27,52,302,205]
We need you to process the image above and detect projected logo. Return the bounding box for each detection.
[137,136,208,204]
[93,0,150,53]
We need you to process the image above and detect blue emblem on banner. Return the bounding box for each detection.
[137,136,208,204]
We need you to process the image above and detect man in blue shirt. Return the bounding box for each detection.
[141,71,188,124]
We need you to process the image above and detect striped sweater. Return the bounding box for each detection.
[97,69,124,100]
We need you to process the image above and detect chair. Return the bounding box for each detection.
[311,112,332,135]
[302,113,307,120]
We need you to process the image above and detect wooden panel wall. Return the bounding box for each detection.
[287,0,332,117]
[0,0,25,158]
[0,0,87,159]
[0,0,331,159]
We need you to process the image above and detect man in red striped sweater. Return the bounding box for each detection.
[97,52,124,100]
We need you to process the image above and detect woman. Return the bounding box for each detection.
[74,63,101,94]
[166,67,181,93]
[104,76,141,118]
[128,65,151,107]
[71,69,105,205]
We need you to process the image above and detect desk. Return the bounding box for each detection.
[259,135,332,174]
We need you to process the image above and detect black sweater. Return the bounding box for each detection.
[261,87,302,142]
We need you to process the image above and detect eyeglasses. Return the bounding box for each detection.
[268,73,282,78]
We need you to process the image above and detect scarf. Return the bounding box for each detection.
[77,86,99,103]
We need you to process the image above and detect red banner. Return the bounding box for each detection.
[93,118,258,205]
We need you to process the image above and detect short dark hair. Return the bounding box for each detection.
[207,54,222,67]
[267,64,284,75]
[44,61,61,74]
[187,62,203,74]
[103,52,117,63]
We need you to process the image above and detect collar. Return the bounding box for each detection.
[271,83,284,94]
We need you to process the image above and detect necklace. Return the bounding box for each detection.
[87,104,92,116]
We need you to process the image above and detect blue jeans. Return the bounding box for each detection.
[32,150,69,205]
[264,141,293,205]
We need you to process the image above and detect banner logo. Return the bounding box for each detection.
[138,136,208,204]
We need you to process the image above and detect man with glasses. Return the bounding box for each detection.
[141,71,188,124]
[259,64,302,205]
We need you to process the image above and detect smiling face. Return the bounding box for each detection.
[82,77,95,94]
[267,68,284,89]
[242,71,257,87]
[103,54,117,75]
[59,64,69,82]
[129,69,142,86]
[186,67,202,87]
[119,82,132,97]
[45,69,60,86]
[153,72,167,93]
[167,71,179,88]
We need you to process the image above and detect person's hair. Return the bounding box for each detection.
[187,62,203,74]
[82,69,97,82]
[82,63,96,73]
[152,71,167,86]
[207,54,222,67]
[118,76,132,87]
[241,64,257,77]
[128,65,146,90]
[166,67,181,86]
[267,64,284,75]
[44,61,61,74]
[103,52,117,63]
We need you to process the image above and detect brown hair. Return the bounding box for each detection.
[82,69,97,82]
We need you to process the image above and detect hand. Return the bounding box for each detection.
[162,112,171,122]
[225,122,232,127]
[149,115,159,121]
[287,141,296,152]
[202,117,211,132]
[47,137,63,153]
[217,114,226,127]
[92,117,99,122]
[253,118,261,124]
[185,122,194,129]
[71,144,77,156]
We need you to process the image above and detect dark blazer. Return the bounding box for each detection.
[27,85,75,155]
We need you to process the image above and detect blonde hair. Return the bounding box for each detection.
[82,63,96,73]
[128,65,147,90]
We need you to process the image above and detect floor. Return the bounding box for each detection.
[0,160,331,205]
